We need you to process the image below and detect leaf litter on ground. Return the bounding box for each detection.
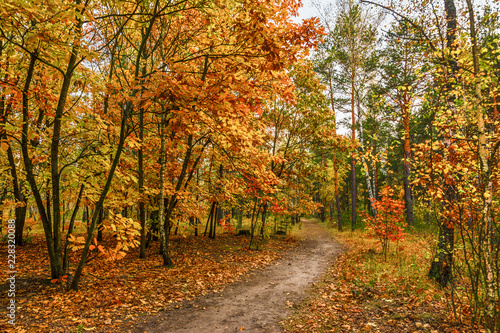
[0,232,299,332]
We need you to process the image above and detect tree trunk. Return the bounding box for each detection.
[238,199,243,229]
[50,25,82,279]
[329,200,333,222]
[158,113,173,267]
[20,52,63,279]
[327,62,342,232]
[0,187,7,234]
[351,76,357,231]
[216,206,223,226]
[334,156,342,231]
[429,0,458,288]
[138,65,147,259]
[63,185,84,274]
[204,201,215,237]
[210,203,218,239]
[260,203,267,239]
[249,204,261,249]
[402,98,414,226]
[96,208,104,242]
[356,96,377,217]
[14,195,27,246]
[6,145,28,246]
[429,220,455,287]
[465,1,497,328]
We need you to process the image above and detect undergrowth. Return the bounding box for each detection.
[283,218,483,332]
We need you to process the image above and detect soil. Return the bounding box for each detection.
[128,219,342,333]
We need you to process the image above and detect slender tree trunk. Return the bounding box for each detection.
[260,203,267,239]
[208,164,224,239]
[351,76,357,231]
[158,113,173,267]
[50,24,82,279]
[14,196,27,246]
[20,52,62,279]
[327,67,342,231]
[216,206,223,226]
[334,155,342,231]
[466,1,497,328]
[210,203,218,239]
[71,2,164,281]
[63,185,84,273]
[138,64,147,259]
[429,0,458,288]
[238,199,243,229]
[5,144,28,246]
[402,97,414,226]
[204,202,215,237]
[0,187,6,234]
[357,103,376,215]
[96,208,104,242]
[249,204,261,249]
[70,98,131,290]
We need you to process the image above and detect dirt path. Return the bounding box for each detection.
[132,219,342,333]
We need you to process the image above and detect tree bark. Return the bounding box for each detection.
[20,52,63,279]
[6,145,27,246]
[138,62,147,259]
[260,203,267,239]
[465,1,497,328]
[402,98,414,226]
[429,0,458,288]
[327,70,343,231]
[158,112,173,267]
[357,101,376,215]
[63,185,84,273]
[50,39,80,281]
[0,187,6,234]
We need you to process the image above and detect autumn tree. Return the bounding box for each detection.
[362,0,459,289]
[374,21,428,226]
[327,0,382,230]
[414,2,500,328]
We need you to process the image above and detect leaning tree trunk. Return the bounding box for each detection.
[357,102,376,216]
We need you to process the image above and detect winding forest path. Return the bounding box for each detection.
[133,218,343,333]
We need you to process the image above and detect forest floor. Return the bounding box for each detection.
[1,218,483,332]
[127,218,342,333]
